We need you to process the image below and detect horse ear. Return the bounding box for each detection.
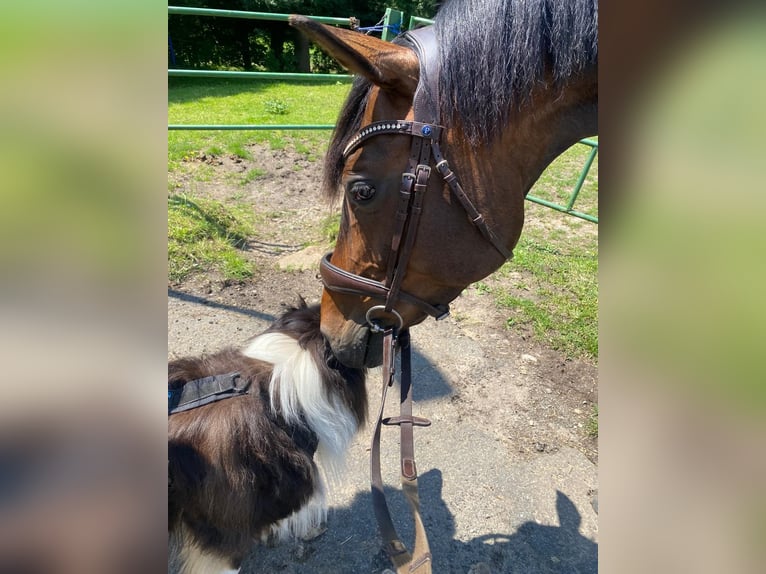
[289,15,418,96]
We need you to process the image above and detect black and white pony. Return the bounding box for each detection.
[168,302,367,573]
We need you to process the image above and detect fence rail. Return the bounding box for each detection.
[168,124,336,131]
[168,6,354,26]
[168,69,352,82]
[526,139,599,223]
[168,5,354,132]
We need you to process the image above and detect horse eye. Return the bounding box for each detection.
[350,182,376,202]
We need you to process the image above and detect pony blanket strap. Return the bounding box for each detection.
[168,372,250,415]
[370,328,432,573]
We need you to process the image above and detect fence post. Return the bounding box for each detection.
[408,15,433,30]
[381,8,403,41]
[566,144,599,212]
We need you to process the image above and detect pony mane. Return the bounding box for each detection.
[322,0,598,200]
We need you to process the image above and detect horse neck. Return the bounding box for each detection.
[437,70,596,259]
[448,70,597,216]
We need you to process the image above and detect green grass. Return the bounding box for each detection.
[240,167,266,186]
[168,78,351,168]
[497,236,598,358]
[319,213,341,243]
[484,141,598,360]
[167,79,347,281]
[168,193,256,282]
[586,405,599,438]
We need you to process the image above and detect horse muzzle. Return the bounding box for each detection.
[322,320,384,368]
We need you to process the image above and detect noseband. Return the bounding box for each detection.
[319,26,512,331]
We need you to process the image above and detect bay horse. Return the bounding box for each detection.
[290,0,598,369]
[168,302,366,573]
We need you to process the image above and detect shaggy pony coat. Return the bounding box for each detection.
[168,303,366,573]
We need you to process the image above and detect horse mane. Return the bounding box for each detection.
[323,0,598,200]
[437,0,598,144]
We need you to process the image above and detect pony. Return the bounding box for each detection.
[167,302,367,573]
[290,0,598,368]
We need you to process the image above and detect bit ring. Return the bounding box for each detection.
[365,305,404,333]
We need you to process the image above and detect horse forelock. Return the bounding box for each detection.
[323,76,372,203]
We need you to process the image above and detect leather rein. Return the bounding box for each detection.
[319,26,513,574]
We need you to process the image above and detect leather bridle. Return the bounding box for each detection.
[318,26,514,574]
[319,26,512,334]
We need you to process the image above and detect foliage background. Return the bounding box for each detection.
[169,0,438,72]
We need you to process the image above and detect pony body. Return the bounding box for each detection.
[168,303,366,573]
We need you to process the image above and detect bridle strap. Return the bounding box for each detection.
[385,171,416,286]
[431,142,514,260]
[343,123,513,264]
[385,146,432,313]
[370,329,432,573]
[396,331,432,572]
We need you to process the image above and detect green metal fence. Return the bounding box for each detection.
[168,6,597,223]
[168,5,351,25]
[526,138,598,224]
[168,6,355,131]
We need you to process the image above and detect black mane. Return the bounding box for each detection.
[323,0,598,199]
[436,0,598,144]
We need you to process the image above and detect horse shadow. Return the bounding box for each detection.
[241,468,597,574]
[405,346,455,401]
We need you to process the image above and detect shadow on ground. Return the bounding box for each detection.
[168,288,277,323]
[241,469,597,574]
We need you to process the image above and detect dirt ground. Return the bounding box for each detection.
[168,142,598,573]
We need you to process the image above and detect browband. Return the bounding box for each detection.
[343,121,443,160]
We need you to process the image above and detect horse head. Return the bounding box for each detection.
[291,1,597,368]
